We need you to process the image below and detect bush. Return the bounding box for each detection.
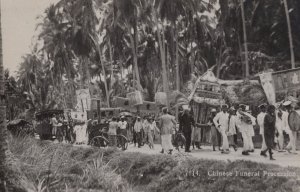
[9,136,132,192]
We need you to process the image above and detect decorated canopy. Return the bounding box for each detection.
[189,70,225,106]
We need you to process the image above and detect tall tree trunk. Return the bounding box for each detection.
[128,25,141,91]
[90,36,110,107]
[175,31,180,120]
[157,25,170,108]
[283,0,295,69]
[79,57,84,89]
[240,0,249,78]
[98,49,110,107]
[109,39,114,90]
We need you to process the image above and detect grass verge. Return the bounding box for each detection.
[9,136,300,192]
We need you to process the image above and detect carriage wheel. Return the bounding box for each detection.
[90,136,109,148]
[117,135,129,150]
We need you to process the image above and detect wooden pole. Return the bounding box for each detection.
[97,99,101,123]
[283,0,295,69]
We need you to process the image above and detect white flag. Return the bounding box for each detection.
[259,73,276,105]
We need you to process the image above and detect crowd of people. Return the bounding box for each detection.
[105,101,298,160]
[39,100,298,160]
[182,100,297,160]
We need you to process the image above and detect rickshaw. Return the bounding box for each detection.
[35,109,64,140]
[88,108,129,149]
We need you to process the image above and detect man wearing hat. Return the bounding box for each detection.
[237,104,256,155]
[228,107,238,151]
[257,104,267,155]
[158,107,177,154]
[134,116,143,148]
[282,101,297,154]
[118,116,128,150]
[213,104,230,153]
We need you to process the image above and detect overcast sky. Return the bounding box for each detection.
[2,0,59,75]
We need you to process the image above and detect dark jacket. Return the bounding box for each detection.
[179,113,195,133]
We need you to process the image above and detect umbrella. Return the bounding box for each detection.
[119,111,133,117]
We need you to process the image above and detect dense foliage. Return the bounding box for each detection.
[7,0,300,116]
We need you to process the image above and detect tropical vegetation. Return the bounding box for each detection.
[3,0,299,117]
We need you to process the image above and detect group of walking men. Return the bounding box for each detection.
[107,101,298,159]
[212,101,297,160]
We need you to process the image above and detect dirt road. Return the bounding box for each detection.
[126,143,300,168]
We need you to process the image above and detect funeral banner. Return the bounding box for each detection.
[260,68,300,103]
[259,73,276,105]
[272,68,300,101]
[75,89,91,111]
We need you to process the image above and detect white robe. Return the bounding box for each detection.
[74,124,88,143]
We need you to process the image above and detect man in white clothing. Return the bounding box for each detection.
[213,104,230,154]
[282,101,297,154]
[237,104,256,155]
[118,116,128,150]
[257,104,267,155]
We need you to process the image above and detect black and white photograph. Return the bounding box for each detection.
[0,0,300,191]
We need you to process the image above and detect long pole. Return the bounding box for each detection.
[283,0,295,69]
[240,0,249,77]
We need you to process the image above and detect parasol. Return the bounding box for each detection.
[119,111,133,117]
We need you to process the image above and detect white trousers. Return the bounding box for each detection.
[277,131,284,150]
[219,127,229,150]
[260,134,267,151]
[241,130,251,151]
[249,136,254,150]
[286,131,297,152]
[161,134,173,151]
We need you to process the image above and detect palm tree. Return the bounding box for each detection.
[283,0,295,69]
[113,0,144,91]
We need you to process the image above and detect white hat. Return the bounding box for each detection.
[283,100,292,106]
[221,104,229,108]
[211,108,217,112]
